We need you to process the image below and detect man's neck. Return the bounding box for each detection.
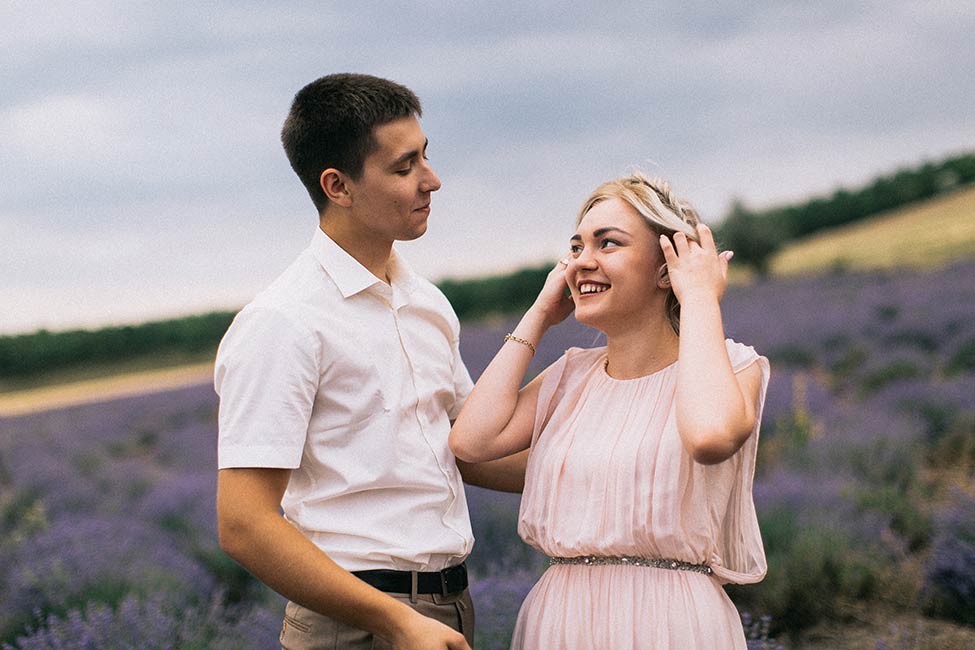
[319,220,394,283]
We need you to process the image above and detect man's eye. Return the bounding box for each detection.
[395,168,411,176]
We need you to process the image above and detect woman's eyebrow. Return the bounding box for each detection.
[570,226,631,242]
[593,227,630,238]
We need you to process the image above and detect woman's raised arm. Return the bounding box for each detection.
[449,262,573,463]
[661,224,761,464]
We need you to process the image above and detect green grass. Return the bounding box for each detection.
[769,185,975,276]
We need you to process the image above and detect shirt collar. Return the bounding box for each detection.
[386,247,420,309]
[310,228,419,304]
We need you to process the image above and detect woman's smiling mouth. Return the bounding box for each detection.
[578,282,610,295]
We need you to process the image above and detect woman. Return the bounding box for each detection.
[449,172,769,649]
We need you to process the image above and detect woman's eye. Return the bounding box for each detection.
[601,239,619,248]
[569,244,582,255]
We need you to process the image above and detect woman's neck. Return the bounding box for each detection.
[604,317,680,379]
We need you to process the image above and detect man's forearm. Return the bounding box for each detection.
[216,468,420,642]
[456,449,528,493]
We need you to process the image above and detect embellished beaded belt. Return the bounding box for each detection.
[548,555,713,576]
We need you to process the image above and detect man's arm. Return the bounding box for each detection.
[456,449,528,493]
[216,467,470,650]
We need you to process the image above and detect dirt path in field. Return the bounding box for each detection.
[0,363,215,417]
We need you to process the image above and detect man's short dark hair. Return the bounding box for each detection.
[281,73,422,214]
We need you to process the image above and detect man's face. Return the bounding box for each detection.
[345,115,442,244]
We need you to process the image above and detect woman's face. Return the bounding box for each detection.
[566,197,667,331]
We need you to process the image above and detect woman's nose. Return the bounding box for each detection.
[574,247,597,268]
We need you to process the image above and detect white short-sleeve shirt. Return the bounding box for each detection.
[215,228,475,571]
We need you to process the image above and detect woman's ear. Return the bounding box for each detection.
[656,263,671,289]
[320,168,353,207]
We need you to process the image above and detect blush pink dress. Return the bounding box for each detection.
[511,340,769,650]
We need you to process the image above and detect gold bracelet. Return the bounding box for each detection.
[504,333,536,356]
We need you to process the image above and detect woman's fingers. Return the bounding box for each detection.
[719,250,731,280]
[659,233,678,266]
[696,223,717,252]
[663,228,726,266]
[672,230,691,256]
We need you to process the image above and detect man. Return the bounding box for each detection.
[215,74,522,650]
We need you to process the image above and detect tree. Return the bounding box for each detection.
[714,199,787,276]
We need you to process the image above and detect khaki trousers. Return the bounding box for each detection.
[279,589,474,650]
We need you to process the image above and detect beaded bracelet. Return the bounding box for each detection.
[504,333,536,356]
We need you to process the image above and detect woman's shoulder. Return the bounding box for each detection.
[563,345,607,369]
[724,338,768,373]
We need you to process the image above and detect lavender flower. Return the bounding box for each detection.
[470,570,540,650]
[1,514,215,639]
[3,593,281,650]
[921,490,975,625]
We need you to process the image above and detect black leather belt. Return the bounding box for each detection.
[352,562,468,596]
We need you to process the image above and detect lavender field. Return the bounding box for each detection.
[1,262,974,649]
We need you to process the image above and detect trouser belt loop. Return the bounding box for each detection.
[410,571,419,604]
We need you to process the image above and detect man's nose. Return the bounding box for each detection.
[420,160,441,193]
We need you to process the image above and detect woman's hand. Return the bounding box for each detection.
[659,224,732,306]
[528,259,575,328]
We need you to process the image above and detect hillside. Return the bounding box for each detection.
[769,184,975,275]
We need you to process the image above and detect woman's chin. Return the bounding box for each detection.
[573,307,607,331]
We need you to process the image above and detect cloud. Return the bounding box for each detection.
[1,1,973,333]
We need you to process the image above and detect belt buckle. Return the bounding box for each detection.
[440,563,466,595]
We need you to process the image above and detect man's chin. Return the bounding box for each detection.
[401,222,429,241]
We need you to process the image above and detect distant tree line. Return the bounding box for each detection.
[715,150,975,274]
[3,151,972,381]
[438,265,552,321]
[0,266,556,381]
[0,312,236,380]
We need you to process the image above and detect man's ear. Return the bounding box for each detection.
[656,263,671,289]
[320,168,353,207]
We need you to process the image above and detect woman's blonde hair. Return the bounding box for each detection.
[576,172,703,334]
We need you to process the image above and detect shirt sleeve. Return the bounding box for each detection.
[214,306,320,469]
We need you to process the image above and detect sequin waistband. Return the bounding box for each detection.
[548,555,713,576]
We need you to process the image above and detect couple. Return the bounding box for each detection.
[215,73,769,650]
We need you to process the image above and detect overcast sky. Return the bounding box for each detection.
[2,1,973,334]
